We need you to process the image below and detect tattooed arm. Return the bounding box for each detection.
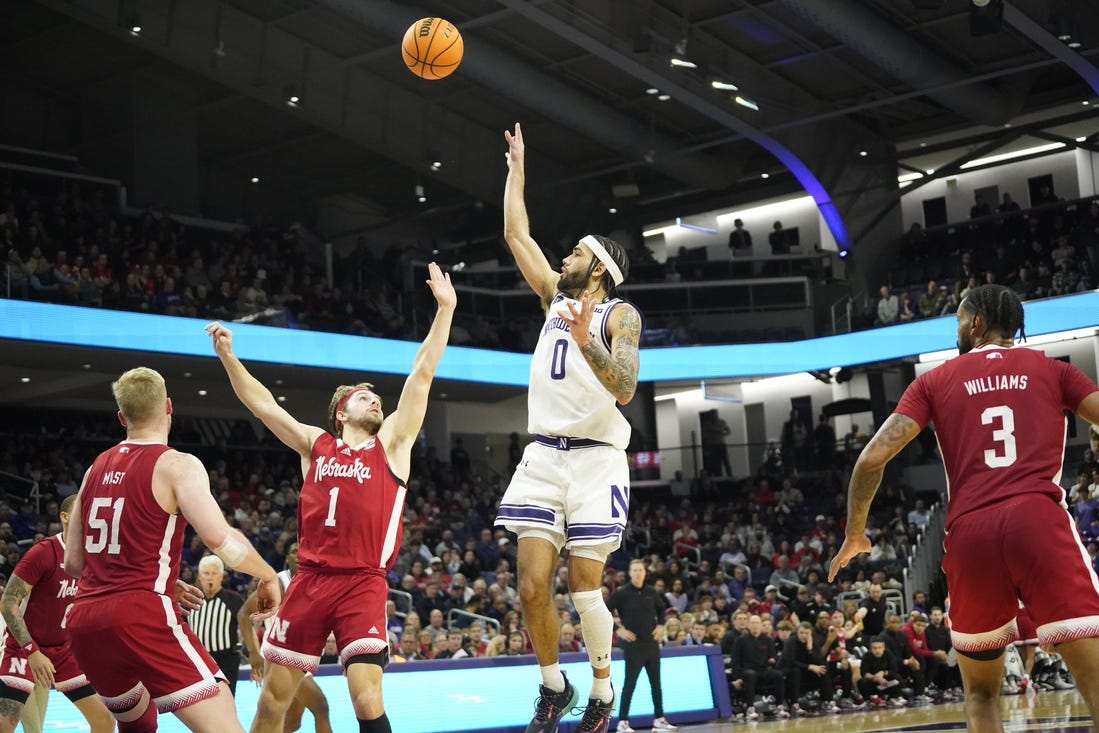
[828,413,921,581]
[569,301,641,404]
[0,574,33,648]
[846,413,921,534]
[0,574,55,687]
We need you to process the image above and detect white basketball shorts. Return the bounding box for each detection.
[496,440,630,553]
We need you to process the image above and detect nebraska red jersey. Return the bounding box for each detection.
[896,345,1097,530]
[76,442,184,600]
[6,535,76,648]
[298,433,407,572]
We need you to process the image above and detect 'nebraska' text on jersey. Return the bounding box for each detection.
[895,345,1097,530]
[76,442,182,600]
[527,294,638,448]
[7,534,75,648]
[298,432,407,572]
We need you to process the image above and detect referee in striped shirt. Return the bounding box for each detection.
[188,554,246,695]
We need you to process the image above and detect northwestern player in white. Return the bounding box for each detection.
[496,122,642,733]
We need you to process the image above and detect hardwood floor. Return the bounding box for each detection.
[670,690,1093,732]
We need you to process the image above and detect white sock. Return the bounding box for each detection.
[540,663,565,693]
[591,674,614,703]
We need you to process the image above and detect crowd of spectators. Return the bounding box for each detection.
[6,171,1098,354]
[1,399,1093,717]
[868,193,1099,329]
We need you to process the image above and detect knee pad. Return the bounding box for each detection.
[572,589,613,669]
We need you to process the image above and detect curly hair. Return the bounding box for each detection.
[584,234,630,297]
[959,284,1026,341]
[327,382,375,437]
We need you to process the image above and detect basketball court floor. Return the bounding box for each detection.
[671,690,1092,732]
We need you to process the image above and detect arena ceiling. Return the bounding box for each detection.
[2,0,1099,413]
[3,0,1098,251]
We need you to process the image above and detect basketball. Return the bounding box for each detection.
[402,17,463,80]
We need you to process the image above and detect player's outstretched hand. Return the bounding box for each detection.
[205,321,235,358]
[28,650,55,689]
[504,122,525,170]
[248,651,265,683]
[425,262,456,311]
[174,578,205,615]
[560,294,596,348]
[251,577,282,623]
[828,534,872,582]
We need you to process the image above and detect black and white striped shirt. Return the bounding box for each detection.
[187,589,245,654]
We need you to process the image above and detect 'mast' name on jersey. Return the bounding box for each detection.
[313,455,372,484]
[963,374,1028,396]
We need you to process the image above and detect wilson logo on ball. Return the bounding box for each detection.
[403,17,464,80]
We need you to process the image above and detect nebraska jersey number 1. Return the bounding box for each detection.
[325,487,339,527]
[981,405,1017,468]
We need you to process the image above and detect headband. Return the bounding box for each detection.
[333,388,371,431]
[580,235,624,286]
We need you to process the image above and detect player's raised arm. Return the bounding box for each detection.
[206,321,324,458]
[503,122,559,303]
[379,262,456,480]
[160,450,282,619]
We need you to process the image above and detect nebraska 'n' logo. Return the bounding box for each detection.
[8,658,27,674]
[269,618,291,643]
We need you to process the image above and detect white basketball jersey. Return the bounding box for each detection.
[527,293,633,448]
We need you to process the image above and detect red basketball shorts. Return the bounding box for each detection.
[943,494,1099,652]
[0,640,91,699]
[261,570,389,672]
[67,590,223,713]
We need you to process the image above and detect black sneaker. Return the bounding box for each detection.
[575,689,615,733]
[526,673,579,733]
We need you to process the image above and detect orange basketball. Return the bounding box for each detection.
[402,17,463,80]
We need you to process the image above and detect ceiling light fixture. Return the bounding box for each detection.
[250,176,260,183]
[669,57,698,69]
[735,95,760,111]
[646,87,660,95]
[711,80,739,91]
[1077,136,1088,142]
[608,207,617,214]
[20,377,30,383]
[430,160,443,170]
[658,94,671,101]
[415,184,426,203]
[198,389,208,396]
[761,173,770,179]
[1068,40,1082,48]
[959,141,1066,169]
[859,150,868,157]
